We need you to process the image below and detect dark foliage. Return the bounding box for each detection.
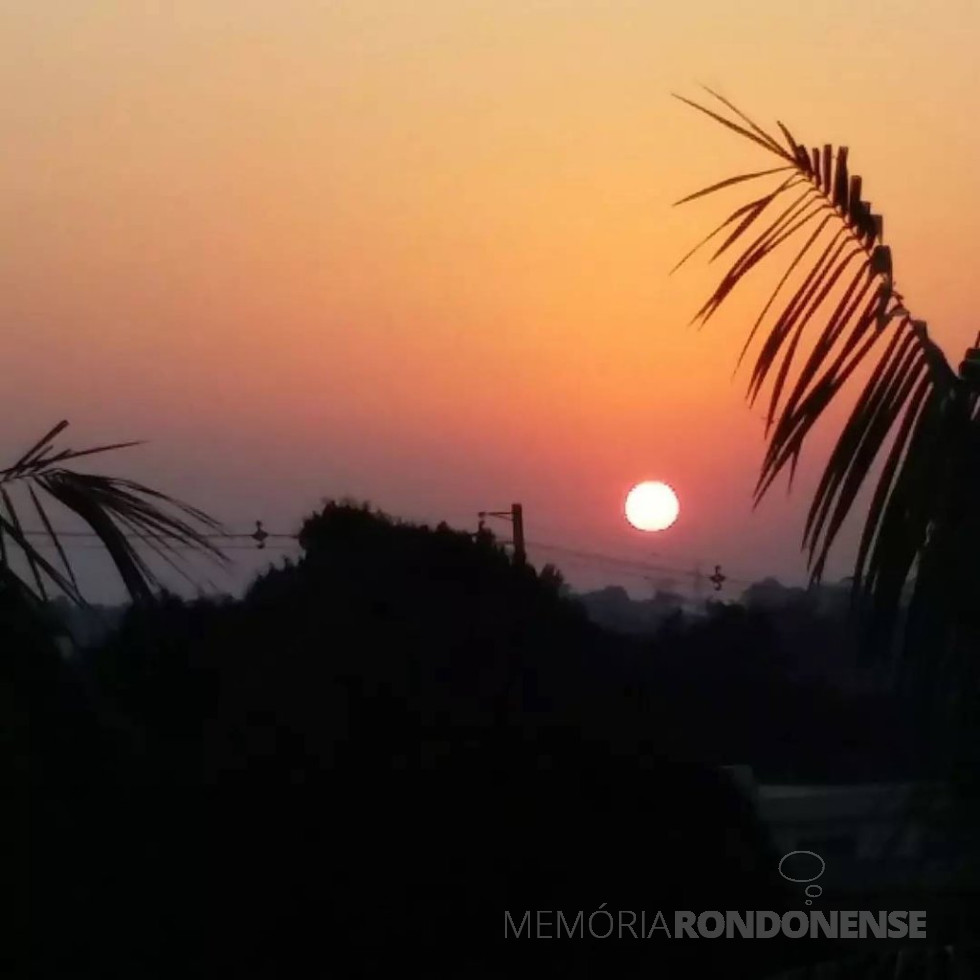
[24,501,936,976]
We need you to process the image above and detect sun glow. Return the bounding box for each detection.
[624,481,679,532]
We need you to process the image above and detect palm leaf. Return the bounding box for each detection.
[672,90,971,666]
[672,165,795,206]
[28,485,79,595]
[0,421,227,608]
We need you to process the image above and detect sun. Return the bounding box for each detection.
[624,481,679,532]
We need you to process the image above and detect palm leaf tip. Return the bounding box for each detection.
[1,422,228,606]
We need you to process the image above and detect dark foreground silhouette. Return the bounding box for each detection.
[21,502,939,976]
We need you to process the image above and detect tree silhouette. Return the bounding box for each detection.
[88,499,864,976]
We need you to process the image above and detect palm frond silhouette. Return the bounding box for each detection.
[674,91,980,972]
[674,88,980,675]
[0,419,226,611]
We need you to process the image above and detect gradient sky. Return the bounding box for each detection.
[3,1,979,602]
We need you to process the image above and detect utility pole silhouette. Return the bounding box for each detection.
[511,504,525,566]
[477,504,526,566]
[477,503,529,733]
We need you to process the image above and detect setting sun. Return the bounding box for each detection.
[624,481,680,532]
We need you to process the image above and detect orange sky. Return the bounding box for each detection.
[3,2,979,601]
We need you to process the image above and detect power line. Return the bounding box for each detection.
[519,540,752,588]
[12,522,755,589]
[14,540,297,553]
[16,531,296,540]
[524,539,690,576]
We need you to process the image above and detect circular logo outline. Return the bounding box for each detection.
[778,850,826,884]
